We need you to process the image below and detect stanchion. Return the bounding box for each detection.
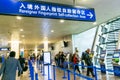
[42,63,45,76]
[94,66,98,80]
[53,65,56,80]
[32,66,34,80]
[48,64,52,80]
[73,65,76,80]
[40,61,42,73]
[67,70,70,80]
[35,73,38,80]
[62,70,67,79]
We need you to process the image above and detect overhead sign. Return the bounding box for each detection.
[0,0,96,21]
[0,48,10,51]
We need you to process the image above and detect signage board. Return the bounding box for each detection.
[43,52,51,65]
[0,48,10,51]
[0,0,96,21]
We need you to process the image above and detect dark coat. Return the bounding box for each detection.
[0,57,22,80]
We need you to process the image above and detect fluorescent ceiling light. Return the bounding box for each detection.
[20,29,23,31]
[93,22,97,25]
[51,30,54,32]
[21,35,25,37]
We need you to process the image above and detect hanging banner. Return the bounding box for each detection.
[0,0,96,21]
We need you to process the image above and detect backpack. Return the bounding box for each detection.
[81,52,86,60]
[23,66,28,71]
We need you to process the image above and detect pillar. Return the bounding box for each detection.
[44,40,48,51]
[11,31,20,58]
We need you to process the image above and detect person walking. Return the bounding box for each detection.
[0,51,22,80]
[73,53,81,74]
[82,49,94,77]
[18,55,25,76]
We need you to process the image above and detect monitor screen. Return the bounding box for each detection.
[113,53,120,58]
[113,50,120,58]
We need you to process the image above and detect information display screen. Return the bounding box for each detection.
[113,50,120,58]
[43,52,51,65]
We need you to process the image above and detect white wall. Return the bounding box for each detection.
[50,35,73,59]
[72,27,96,57]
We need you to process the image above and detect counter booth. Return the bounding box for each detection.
[112,50,120,77]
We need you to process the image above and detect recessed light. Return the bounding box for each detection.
[44,37,47,39]
[93,22,97,25]
[60,20,64,23]
[20,29,23,31]
[51,30,54,32]
[16,16,22,20]
[82,0,87,1]
[21,35,25,37]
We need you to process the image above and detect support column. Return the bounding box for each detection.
[11,31,20,58]
[34,45,38,57]
[44,40,48,51]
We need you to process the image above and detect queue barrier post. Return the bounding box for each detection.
[35,73,38,80]
[73,65,76,80]
[67,70,70,80]
[62,70,67,79]
[53,65,56,80]
[40,61,43,73]
[94,66,98,80]
[48,64,52,80]
[31,66,34,80]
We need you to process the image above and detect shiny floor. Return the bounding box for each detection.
[0,64,120,80]
[18,66,120,80]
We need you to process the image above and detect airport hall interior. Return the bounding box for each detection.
[0,0,120,80]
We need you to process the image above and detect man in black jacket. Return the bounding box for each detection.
[82,49,94,77]
[18,55,25,76]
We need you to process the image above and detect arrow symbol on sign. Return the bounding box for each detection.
[87,12,93,19]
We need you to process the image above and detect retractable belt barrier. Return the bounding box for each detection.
[28,60,39,80]
[37,60,93,80]
[36,60,120,80]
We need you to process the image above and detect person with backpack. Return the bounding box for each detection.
[82,49,94,77]
[0,51,22,80]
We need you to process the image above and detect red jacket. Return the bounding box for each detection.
[73,56,79,64]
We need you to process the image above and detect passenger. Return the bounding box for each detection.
[60,52,65,68]
[73,53,81,74]
[54,53,59,66]
[23,61,28,72]
[69,53,73,68]
[57,51,61,67]
[0,51,22,80]
[18,55,25,76]
[82,49,94,77]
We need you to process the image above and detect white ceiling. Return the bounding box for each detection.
[0,0,120,49]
